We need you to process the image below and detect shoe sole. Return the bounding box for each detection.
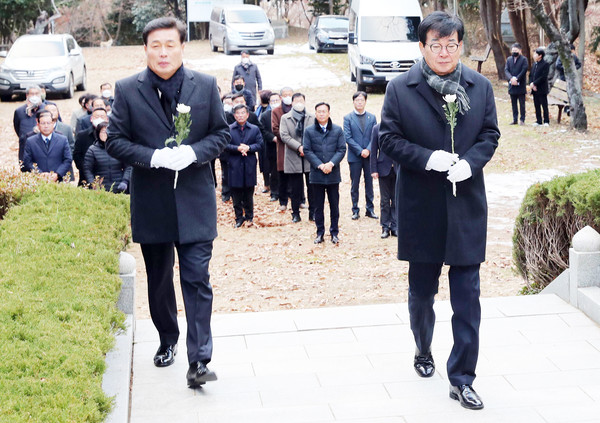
[449,391,484,410]
[187,371,218,388]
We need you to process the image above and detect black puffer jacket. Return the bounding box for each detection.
[83,141,132,192]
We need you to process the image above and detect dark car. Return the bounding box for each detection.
[308,15,349,53]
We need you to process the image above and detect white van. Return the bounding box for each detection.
[348,0,423,90]
[209,5,275,55]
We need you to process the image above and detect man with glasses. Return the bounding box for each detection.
[380,11,500,410]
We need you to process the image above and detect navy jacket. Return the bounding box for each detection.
[226,121,263,188]
[343,111,377,163]
[106,67,230,244]
[380,63,500,265]
[83,141,132,192]
[232,62,262,101]
[504,54,529,96]
[369,124,394,178]
[529,59,550,96]
[23,132,73,180]
[13,104,44,161]
[303,119,346,185]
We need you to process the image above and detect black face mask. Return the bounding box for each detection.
[235,84,244,91]
[512,52,520,58]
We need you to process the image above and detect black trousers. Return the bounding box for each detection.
[278,171,289,206]
[510,93,526,123]
[219,158,230,198]
[408,262,481,386]
[289,172,314,215]
[141,241,214,365]
[349,158,374,214]
[378,170,397,231]
[266,145,279,197]
[533,92,550,124]
[312,183,340,237]
[231,186,254,222]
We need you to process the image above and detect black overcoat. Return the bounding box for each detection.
[504,55,529,96]
[106,67,230,244]
[529,59,550,95]
[379,64,500,265]
[226,121,263,188]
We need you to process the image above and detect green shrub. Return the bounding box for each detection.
[0,181,130,422]
[0,169,42,220]
[513,170,600,294]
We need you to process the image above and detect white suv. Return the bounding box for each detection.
[0,34,87,101]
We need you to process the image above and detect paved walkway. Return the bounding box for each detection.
[130,294,600,423]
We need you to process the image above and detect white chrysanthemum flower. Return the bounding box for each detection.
[443,94,457,103]
[176,103,191,114]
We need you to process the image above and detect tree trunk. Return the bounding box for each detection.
[526,0,587,131]
[329,0,334,14]
[577,0,585,80]
[480,0,509,79]
[507,2,531,65]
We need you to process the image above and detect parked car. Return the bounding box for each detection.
[0,34,87,102]
[209,5,275,55]
[308,15,349,53]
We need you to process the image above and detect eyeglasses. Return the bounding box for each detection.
[426,43,460,54]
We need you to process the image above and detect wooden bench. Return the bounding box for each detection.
[470,44,491,73]
[548,79,569,123]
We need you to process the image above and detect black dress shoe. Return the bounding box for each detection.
[270,196,279,202]
[186,361,217,388]
[292,214,301,223]
[331,235,339,244]
[509,121,518,125]
[413,351,435,378]
[391,229,398,237]
[221,195,231,202]
[381,228,390,239]
[365,210,378,219]
[314,234,324,244]
[351,212,359,220]
[153,344,177,367]
[234,221,243,228]
[449,384,484,410]
[308,212,315,222]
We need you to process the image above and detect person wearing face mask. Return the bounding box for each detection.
[231,75,255,111]
[83,121,132,193]
[71,94,93,132]
[504,43,528,125]
[100,82,115,106]
[73,107,109,186]
[271,87,294,211]
[76,97,106,135]
[259,92,281,202]
[219,94,235,202]
[279,93,315,223]
[13,85,46,166]
[232,50,262,106]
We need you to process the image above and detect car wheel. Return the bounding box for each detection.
[0,94,12,102]
[210,35,217,52]
[224,38,231,55]
[267,48,274,55]
[63,74,75,99]
[76,67,87,91]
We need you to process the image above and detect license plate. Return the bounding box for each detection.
[245,41,260,46]
[334,40,346,45]
[20,83,31,89]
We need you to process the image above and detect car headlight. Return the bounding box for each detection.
[0,78,10,85]
[360,55,376,65]
[51,76,65,84]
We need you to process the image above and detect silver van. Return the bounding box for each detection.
[209,5,275,55]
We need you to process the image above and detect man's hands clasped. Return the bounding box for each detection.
[151,145,197,171]
[426,150,472,184]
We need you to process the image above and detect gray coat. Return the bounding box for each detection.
[279,111,315,174]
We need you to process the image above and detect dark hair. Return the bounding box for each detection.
[231,92,245,101]
[314,102,330,111]
[352,91,367,101]
[142,17,186,45]
[95,121,109,140]
[418,11,464,44]
[221,93,233,102]
[39,84,46,90]
[233,74,245,83]
[78,94,87,107]
[240,50,250,55]
[100,82,112,90]
[233,104,249,114]
[269,92,281,100]
[91,107,107,115]
[86,94,98,103]
[259,90,272,104]
[535,47,545,58]
[511,43,522,50]
[291,93,305,102]
[36,110,52,122]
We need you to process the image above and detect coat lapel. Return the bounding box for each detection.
[177,69,197,110]
[137,69,172,129]
[415,81,445,121]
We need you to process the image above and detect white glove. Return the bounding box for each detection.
[150,148,174,169]
[447,159,472,183]
[169,144,197,171]
[425,150,459,172]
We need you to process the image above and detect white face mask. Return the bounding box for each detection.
[28,95,41,106]
[241,58,250,64]
[270,102,281,109]
[282,96,292,105]
[292,103,305,112]
[224,104,233,113]
[92,118,105,127]
[102,90,112,98]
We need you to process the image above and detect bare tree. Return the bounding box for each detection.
[507,0,531,65]
[479,0,509,78]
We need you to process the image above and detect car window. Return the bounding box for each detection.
[67,38,75,52]
[225,10,268,24]
[360,16,420,42]
[318,18,349,30]
[8,40,65,58]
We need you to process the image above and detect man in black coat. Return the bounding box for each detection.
[74,107,109,186]
[370,124,397,239]
[504,42,528,125]
[380,11,500,410]
[106,17,230,388]
[259,92,282,202]
[13,85,45,165]
[529,47,550,126]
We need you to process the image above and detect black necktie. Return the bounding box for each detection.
[159,90,173,122]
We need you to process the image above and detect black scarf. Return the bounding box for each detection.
[292,108,306,137]
[420,58,470,115]
[147,65,185,122]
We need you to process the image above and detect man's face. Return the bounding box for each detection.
[44,105,59,121]
[511,47,521,56]
[145,28,185,80]
[233,96,246,107]
[315,105,330,125]
[223,98,233,107]
[91,110,108,124]
[292,96,305,106]
[269,94,281,108]
[353,95,366,112]
[37,114,54,137]
[234,79,245,88]
[241,52,250,61]
[92,99,106,109]
[419,30,462,76]
[533,51,540,62]
[234,107,249,125]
